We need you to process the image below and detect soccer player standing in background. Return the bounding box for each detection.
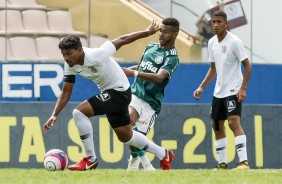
[43,20,174,171]
[123,18,179,171]
[193,11,252,169]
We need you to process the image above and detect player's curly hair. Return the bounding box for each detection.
[59,35,82,50]
[162,18,180,32]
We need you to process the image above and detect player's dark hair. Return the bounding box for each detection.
[59,35,82,50]
[212,11,227,21]
[162,17,180,32]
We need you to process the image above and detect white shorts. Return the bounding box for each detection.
[129,94,157,134]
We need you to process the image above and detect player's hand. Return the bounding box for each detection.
[43,116,57,133]
[193,87,204,100]
[237,88,246,102]
[146,20,160,35]
[122,67,135,77]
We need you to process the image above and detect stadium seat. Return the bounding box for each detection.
[0,37,11,61]
[47,10,86,37]
[8,36,40,61]
[89,35,109,48]
[0,0,9,9]
[35,36,64,61]
[0,10,33,35]
[0,37,5,61]
[8,0,46,9]
[22,9,52,35]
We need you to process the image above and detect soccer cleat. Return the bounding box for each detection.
[233,160,250,170]
[143,163,156,171]
[160,149,174,170]
[213,163,228,170]
[68,156,98,171]
[127,155,140,170]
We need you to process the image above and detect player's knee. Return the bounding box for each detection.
[118,133,132,143]
[116,129,132,143]
[229,122,242,133]
[130,117,136,125]
[72,109,80,117]
[72,109,87,124]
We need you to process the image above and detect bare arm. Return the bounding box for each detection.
[123,67,169,83]
[43,82,73,132]
[111,20,160,51]
[127,65,138,70]
[237,58,252,102]
[193,63,217,100]
[122,63,139,76]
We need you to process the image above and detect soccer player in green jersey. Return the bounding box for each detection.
[123,18,180,170]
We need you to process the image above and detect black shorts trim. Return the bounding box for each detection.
[210,95,242,120]
[87,88,131,128]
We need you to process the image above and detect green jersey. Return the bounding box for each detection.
[131,43,179,114]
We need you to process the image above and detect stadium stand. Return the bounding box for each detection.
[0,10,34,35]
[0,1,97,61]
[2,0,180,62]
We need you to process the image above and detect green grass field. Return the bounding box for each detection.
[1,169,282,184]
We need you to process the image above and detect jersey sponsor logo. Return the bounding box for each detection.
[88,66,98,73]
[221,45,227,54]
[155,56,164,64]
[96,92,111,102]
[140,61,158,73]
[227,100,236,112]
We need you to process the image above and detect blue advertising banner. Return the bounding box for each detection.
[0,62,281,104]
[0,103,281,169]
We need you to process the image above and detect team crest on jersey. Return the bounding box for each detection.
[221,45,227,54]
[227,100,236,112]
[88,66,98,73]
[154,56,164,64]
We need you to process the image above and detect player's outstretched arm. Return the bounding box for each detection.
[111,20,160,51]
[43,82,73,133]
